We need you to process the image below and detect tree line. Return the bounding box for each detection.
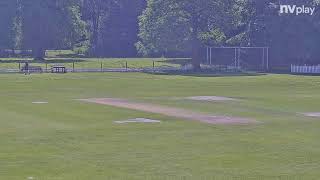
[0,0,320,69]
[0,0,145,59]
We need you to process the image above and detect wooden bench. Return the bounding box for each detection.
[21,66,43,73]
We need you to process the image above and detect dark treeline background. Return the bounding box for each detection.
[0,0,320,69]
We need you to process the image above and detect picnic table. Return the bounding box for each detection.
[51,65,67,73]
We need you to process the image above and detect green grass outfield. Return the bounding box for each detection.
[0,58,185,70]
[0,73,320,180]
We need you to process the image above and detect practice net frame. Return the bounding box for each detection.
[205,46,270,71]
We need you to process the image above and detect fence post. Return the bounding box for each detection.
[126,61,128,72]
[153,61,155,73]
[46,63,48,72]
[18,63,21,70]
[101,62,103,72]
[73,62,75,72]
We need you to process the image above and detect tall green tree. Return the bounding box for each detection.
[100,0,146,57]
[0,0,17,50]
[137,0,239,70]
[81,0,115,56]
[82,0,145,57]
[21,0,87,60]
[245,0,320,67]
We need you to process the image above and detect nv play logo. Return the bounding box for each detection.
[280,5,315,15]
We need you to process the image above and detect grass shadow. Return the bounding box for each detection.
[55,54,87,58]
[0,59,86,64]
[146,70,266,77]
[158,58,191,66]
[44,59,86,63]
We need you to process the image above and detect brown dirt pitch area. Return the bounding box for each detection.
[185,96,237,101]
[79,98,256,125]
[303,112,320,118]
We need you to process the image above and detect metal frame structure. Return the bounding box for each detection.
[206,46,270,71]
